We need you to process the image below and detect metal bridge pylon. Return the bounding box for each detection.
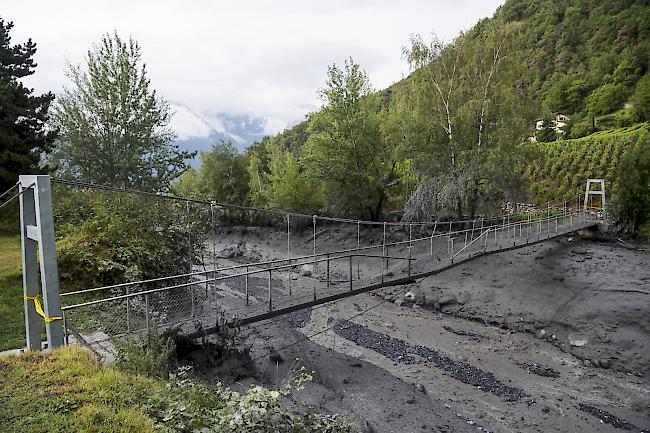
[18,175,64,351]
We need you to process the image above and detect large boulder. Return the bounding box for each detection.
[299,264,314,276]
[404,288,426,306]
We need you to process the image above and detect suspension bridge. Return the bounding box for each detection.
[3,175,605,358]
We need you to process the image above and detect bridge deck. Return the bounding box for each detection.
[194,216,597,335]
[60,211,598,353]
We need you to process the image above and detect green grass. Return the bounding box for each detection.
[0,347,156,432]
[0,346,355,433]
[0,235,24,352]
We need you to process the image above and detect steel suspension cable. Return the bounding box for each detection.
[0,183,35,211]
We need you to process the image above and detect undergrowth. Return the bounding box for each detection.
[0,346,355,433]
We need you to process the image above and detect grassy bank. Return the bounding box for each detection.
[0,235,24,351]
[0,347,158,432]
[0,346,354,433]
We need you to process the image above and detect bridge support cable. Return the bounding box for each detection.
[11,176,600,355]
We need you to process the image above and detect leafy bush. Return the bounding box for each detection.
[115,331,177,378]
[144,365,355,433]
[632,73,650,122]
[586,83,627,116]
[53,187,206,291]
[569,117,595,138]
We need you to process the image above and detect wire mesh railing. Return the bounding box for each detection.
[59,204,597,357]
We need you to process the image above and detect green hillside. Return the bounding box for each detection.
[495,0,649,121]
[528,124,649,203]
[176,0,650,230]
[256,0,650,154]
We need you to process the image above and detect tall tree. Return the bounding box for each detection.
[302,58,398,220]
[0,18,56,192]
[402,34,467,218]
[51,32,194,191]
[174,141,249,204]
[402,23,530,220]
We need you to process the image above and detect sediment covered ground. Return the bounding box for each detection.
[186,226,649,433]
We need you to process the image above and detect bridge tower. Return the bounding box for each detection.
[583,179,606,217]
[18,175,64,351]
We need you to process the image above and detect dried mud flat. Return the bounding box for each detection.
[194,227,649,433]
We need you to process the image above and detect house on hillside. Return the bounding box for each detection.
[535,113,570,133]
[530,112,570,141]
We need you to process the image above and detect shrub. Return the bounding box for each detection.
[632,73,650,122]
[586,83,627,116]
[53,188,205,291]
[144,365,355,433]
[115,331,177,378]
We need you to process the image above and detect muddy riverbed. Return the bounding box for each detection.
[184,226,649,433]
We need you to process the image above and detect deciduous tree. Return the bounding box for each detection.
[51,32,194,191]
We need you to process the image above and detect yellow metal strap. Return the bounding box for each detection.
[24,295,63,323]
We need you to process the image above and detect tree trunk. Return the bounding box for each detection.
[469,178,480,221]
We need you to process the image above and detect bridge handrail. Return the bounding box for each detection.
[60,251,417,310]
[61,210,594,311]
[61,210,580,298]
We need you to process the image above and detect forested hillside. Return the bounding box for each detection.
[174,0,649,230]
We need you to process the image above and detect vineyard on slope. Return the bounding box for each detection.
[527,124,649,204]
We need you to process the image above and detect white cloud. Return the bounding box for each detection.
[6,0,504,144]
[170,104,213,140]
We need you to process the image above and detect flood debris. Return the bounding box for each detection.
[333,319,528,401]
[515,361,560,378]
[577,403,640,431]
[286,308,312,328]
[443,325,490,342]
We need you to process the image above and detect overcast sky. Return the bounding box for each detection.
[5,0,504,144]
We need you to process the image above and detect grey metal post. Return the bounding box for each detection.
[312,215,317,278]
[126,286,131,333]
[187,201,195,319]
[287,214,290,258]
[62,311,68,346]
[408,223,412,253]
[210,203,217,276]
[430,222,437,255]
[470,219,475,243]
[382,222,387,278]
[287,214,291,295]
[268,270,272,312]
[357,220,361,278]
[450,238,454,262]
[19,175,64,350]
[144,293,150,335]
[245,266,249,306]
[349,255,353,291]
[326,254,330,287]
